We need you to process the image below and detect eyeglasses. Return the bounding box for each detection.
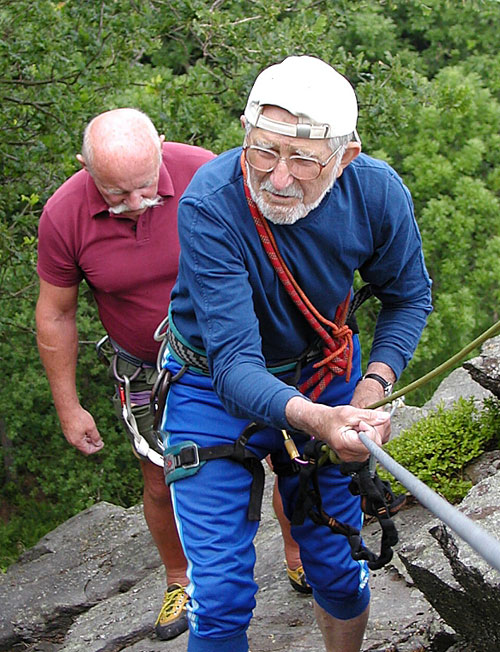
[244,145,342,180]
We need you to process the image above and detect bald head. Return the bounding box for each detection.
[78,109,165,219]
[80,108,162,175]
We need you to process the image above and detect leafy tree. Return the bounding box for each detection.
[390,67,500,394]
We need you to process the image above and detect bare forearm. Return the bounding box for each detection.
[35,280,102,453]
[36,308,80,417]
[350,362,396,408]
[285,396,330,439]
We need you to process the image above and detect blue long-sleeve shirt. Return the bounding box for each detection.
[170,148,432,429]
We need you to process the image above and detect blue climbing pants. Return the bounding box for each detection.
[161,339,370,651]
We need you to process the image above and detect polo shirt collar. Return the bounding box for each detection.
[157,156,174,198]
[86,156,174,218]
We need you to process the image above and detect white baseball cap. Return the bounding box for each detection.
[244,55,358,139]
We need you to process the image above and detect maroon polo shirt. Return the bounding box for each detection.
[37,142,215,362]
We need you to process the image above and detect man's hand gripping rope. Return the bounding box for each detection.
[285,398,406,570]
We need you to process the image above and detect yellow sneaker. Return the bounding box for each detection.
[286,564,312,594]
[155,583,189,640]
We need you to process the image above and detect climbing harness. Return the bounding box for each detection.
[275,432,405,570]
[96,335,164,467]
[268,400,404,570]
[163,422,265,521]
[156,291,402,557]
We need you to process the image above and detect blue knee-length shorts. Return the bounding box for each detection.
[160,338,369,652]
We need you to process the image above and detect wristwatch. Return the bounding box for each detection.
[362,372,393,397]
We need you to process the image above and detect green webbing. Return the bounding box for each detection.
[368,319,500,410]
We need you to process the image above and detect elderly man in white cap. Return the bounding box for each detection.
[158,56,432,651]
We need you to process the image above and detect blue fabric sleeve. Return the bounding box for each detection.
[178,196,302,429]
[356,173,432,377]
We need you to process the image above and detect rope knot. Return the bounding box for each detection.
[300,327,353,402]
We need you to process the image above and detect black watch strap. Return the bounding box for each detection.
[362,372,393,396]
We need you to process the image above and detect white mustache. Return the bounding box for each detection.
[109,195,163,214]
[259,179,303,199]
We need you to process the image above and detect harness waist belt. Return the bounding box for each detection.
[166,285,369,379]
[109,337,155,368]
[167,324,324,377]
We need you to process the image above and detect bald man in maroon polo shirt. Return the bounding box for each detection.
[36,109,308,641]
[36,108,215,640]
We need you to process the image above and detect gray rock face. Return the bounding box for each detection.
[0,480,447,652]
[2,337,500,652]
[398,474,500,651]
[423,366,494,412]
[0,503,163,650]
[464,335,500,398]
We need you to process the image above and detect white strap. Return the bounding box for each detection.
[254,114,330,139]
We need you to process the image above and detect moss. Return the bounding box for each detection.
[379,397,500,504]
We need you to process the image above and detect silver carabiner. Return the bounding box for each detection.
[369,396,405,477]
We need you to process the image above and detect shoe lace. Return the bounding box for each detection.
[288,565,309,586]
[156,585,187,625]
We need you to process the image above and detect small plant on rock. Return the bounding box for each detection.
[379,397,500,504]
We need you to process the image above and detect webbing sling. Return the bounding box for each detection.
[272,439,405,570]
[277,400,403,569]
[340,459,405,569]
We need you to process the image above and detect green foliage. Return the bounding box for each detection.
[379,397,500,503]
[393,65,500,399]
[386,0,500,78]
[2,0,500,567]
[0,0,159,569]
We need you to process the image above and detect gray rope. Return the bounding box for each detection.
[358,432,500,573]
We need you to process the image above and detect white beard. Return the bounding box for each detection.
[246,164,337,225]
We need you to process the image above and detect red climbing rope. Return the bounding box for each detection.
[241,152,353,401]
